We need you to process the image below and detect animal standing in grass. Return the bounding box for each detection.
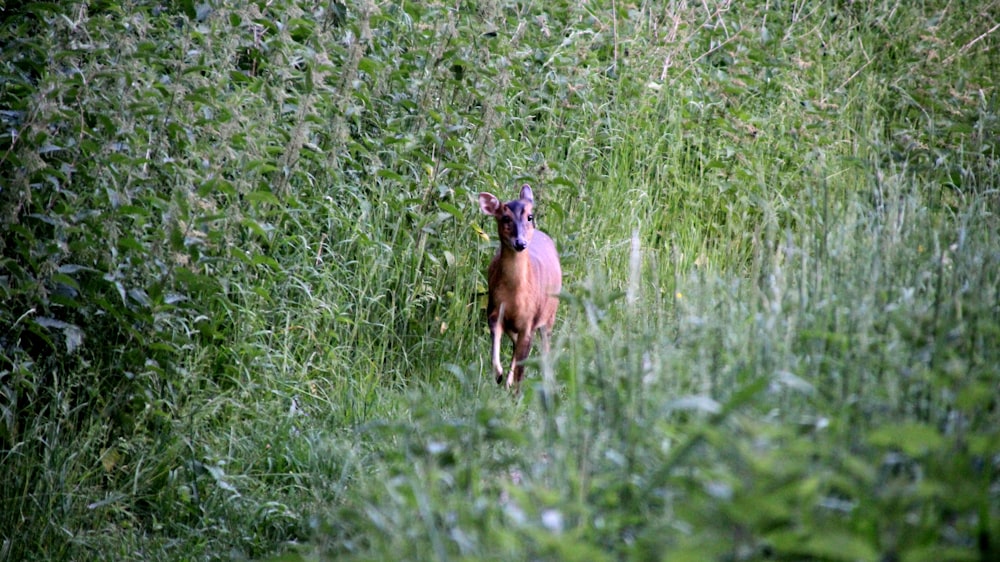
[479,184,563,391]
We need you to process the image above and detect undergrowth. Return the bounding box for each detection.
[1,0,998,560]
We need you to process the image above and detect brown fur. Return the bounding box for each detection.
[479,184,562,391]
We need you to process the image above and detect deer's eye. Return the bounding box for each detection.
[527,214,535,222]
[501,215,512,224]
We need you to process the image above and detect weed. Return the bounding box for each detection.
[1,0,997,560]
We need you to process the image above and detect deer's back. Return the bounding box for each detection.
[528,230,562,298]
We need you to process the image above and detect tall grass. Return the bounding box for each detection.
[1,0,998,560]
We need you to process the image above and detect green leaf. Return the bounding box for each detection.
[197,178,237,198]
[51,272,80,292]
[34,317,85,354]
[246,190,281,206]
[901,545,978,562]
[170,224,185,252]
[241,217,275,238]
[358,57,382,76]
[768,530,878,562]
[251,255,281,269]
[437,201,462,220]
[23,2,62,17]
[377,169,407,183]
[179,0,196,20]
[868,422,946,456]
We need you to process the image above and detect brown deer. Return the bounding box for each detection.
[479,184,562,390]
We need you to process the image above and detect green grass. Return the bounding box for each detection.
[1,0,998,560]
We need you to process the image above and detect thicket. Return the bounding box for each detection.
[1,0,998,560]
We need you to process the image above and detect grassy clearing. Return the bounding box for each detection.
[1,0,998,560]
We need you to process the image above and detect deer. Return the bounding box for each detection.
[478,184,563,391]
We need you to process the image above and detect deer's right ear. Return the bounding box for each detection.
[519,184,534,204]
[479,192,501,216]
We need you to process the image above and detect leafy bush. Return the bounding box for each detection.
[1,0,997,560]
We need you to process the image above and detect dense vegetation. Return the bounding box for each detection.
[2,0,998,560]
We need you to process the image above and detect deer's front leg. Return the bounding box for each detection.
[488,312,505,385]
[507,330,534,391]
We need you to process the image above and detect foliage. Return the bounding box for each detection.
[1,0,998,560]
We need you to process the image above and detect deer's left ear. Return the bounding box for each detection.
[479,192,502,216]
[519,184,534,204]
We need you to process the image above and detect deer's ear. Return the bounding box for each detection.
[479,192,501,216]
[519,184,534,204]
